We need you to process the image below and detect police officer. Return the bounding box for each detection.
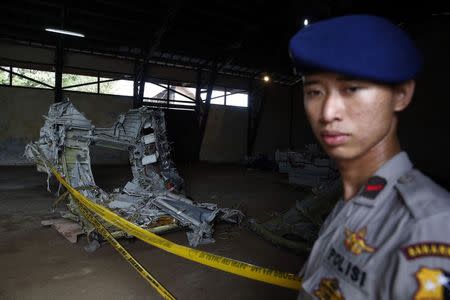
[289,15,450,299]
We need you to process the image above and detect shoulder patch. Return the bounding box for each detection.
[414,267,450,300]
[402,243,450,260]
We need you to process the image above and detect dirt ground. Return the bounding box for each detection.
[0,163,307,300]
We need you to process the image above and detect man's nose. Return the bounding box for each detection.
[320,91,343,124]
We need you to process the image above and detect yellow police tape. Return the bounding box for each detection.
[51,167,302,291]
[75,199,176,300]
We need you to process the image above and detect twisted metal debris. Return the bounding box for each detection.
[249,146,341,254]
[25,100,243,247]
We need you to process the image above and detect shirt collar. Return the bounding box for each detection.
[353,151,413,207]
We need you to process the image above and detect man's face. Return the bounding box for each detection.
[303,72,410,161]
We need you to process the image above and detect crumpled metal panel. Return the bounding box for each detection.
[25,100,243,246]
[248,178,341,254]
[275,146,338,187]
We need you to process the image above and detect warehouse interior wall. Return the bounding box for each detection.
[0,86,53,165]
[290,84,316,150]
[68,92,132,165]
[0,42,54,65]
[0,86,133,165]
[199,83,312,164]
[165,110,200,163]
[200,105,247,163]
[252,84,289,157]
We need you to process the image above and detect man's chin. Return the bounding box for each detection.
[323,146,358,161]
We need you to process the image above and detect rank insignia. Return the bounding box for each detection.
[361,176,387,199]
[344,227,376,255]
[414,267,450,300]
[314,278,345,300]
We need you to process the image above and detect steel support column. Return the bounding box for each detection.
[133,59,145,108]
[247,81,266,156]
[194,69,202,119]
[54,37,63,103]
[199,68,217,146]
[247,79,253,157]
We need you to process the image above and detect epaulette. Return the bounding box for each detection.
[395,169,450,219]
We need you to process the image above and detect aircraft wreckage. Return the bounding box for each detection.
[25,100,243,248]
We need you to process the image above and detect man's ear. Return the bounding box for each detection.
[393,80,415,112]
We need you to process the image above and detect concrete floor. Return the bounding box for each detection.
[0,163,306,300]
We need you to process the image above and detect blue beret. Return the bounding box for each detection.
[289,15,423,83]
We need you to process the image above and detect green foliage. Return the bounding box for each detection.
[63,73,97,92]
[6,68,118,94]
[12,68,55,88]
[0,67,9,85]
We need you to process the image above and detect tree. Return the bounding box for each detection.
[12,68,55,88]
[0,67,9,85]
[62,73,97,92]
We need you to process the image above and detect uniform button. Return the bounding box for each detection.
[398,174,413,184]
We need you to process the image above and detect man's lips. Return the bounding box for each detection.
[320,131,350,146]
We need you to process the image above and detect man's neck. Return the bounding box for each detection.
[337,136,401,201]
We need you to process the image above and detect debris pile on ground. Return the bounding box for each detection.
[249,177,341,254]
[275,144,338,187]
[248,145,341,254]
[25,100,243,247]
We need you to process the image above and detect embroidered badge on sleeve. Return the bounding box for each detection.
[414,267,450,300]
[402,243,450,260]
